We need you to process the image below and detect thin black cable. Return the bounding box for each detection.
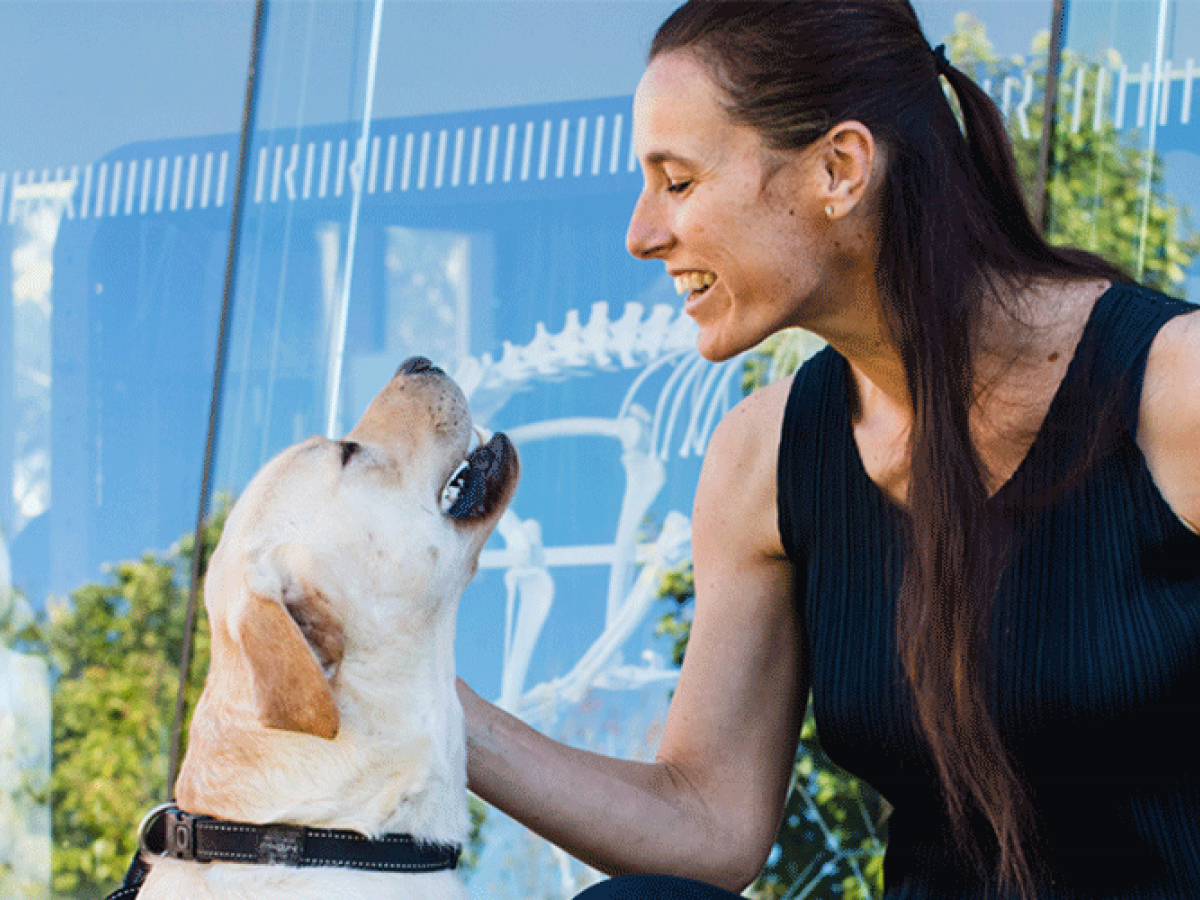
[1035,0,1069,232]
[167,0,268,796]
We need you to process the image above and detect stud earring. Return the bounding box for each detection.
[824,204,834,218]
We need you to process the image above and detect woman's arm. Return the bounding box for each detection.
[1140,308,1200,534]
[459,376,807,892]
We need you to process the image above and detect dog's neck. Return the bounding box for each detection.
[176,599,469,845]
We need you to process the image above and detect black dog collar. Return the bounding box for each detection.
[138,804,461,873]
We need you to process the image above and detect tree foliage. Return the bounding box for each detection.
[948,12,1200,292]
[657,15,1198,900]
[43,505,224,899]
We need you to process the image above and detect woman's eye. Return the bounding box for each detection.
[667,179,693,194]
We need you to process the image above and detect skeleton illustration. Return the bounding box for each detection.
[456,299,744,721]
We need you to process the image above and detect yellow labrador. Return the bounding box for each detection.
[137,357,518,900]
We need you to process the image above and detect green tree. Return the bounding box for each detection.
[44,505,224,899]
[657,14,1199,900]
[947,12,1200,292]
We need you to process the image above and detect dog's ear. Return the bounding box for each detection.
[237,545,345,740]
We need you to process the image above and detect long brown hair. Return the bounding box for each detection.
[650,2,1128,895]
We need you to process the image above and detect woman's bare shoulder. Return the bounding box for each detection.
[697,374,797,559]
[1140,306,1200,534]
[718,374,796,439]
[704,375,796,482]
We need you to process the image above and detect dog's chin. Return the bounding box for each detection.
[443,431,518,525]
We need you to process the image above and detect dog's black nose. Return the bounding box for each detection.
[397,357,442,376]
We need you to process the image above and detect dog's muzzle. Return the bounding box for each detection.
[137,803,461,873]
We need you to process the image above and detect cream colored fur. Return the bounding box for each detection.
[138,366,517,899]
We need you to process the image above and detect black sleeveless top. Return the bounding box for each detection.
[776,283,1200,899]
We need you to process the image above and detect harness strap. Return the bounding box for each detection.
[102,852,149,900]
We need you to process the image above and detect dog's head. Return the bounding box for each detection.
[200,357,518,743]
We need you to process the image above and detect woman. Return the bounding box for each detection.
[458,1,1200,898]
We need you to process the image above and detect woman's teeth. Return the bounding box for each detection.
[674,272,716,296]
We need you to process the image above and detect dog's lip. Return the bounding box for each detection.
[443,431,517,521]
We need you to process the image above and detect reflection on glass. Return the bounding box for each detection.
[1,2,253,895]
[384,227,473,367]
[8,181,61,599]
[1,175,64,900]
[1054,0,1200,298]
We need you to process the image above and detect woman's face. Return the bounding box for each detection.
[627,51,843,362]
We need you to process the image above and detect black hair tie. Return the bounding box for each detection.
[931,43,952,77]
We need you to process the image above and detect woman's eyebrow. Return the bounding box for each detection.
[643,149,698,167]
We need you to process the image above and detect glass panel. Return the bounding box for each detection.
[0,3,254,897]
[1054,0,1200,301]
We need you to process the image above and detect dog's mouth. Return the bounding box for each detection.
[439,428,517,521]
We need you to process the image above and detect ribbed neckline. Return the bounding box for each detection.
[837,283,1119,514]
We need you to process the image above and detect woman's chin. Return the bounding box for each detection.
[695,330,743,364]
[695,318,774,363]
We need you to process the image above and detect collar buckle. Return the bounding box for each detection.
[165,807,212,863]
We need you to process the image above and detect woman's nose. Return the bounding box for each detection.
[625,194,673,259]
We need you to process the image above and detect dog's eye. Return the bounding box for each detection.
[339,441,360,466]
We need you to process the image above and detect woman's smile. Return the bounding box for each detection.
[673,270,717,298]
[673,270,719,318]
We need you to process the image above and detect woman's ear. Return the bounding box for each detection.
[819,120,877,219]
